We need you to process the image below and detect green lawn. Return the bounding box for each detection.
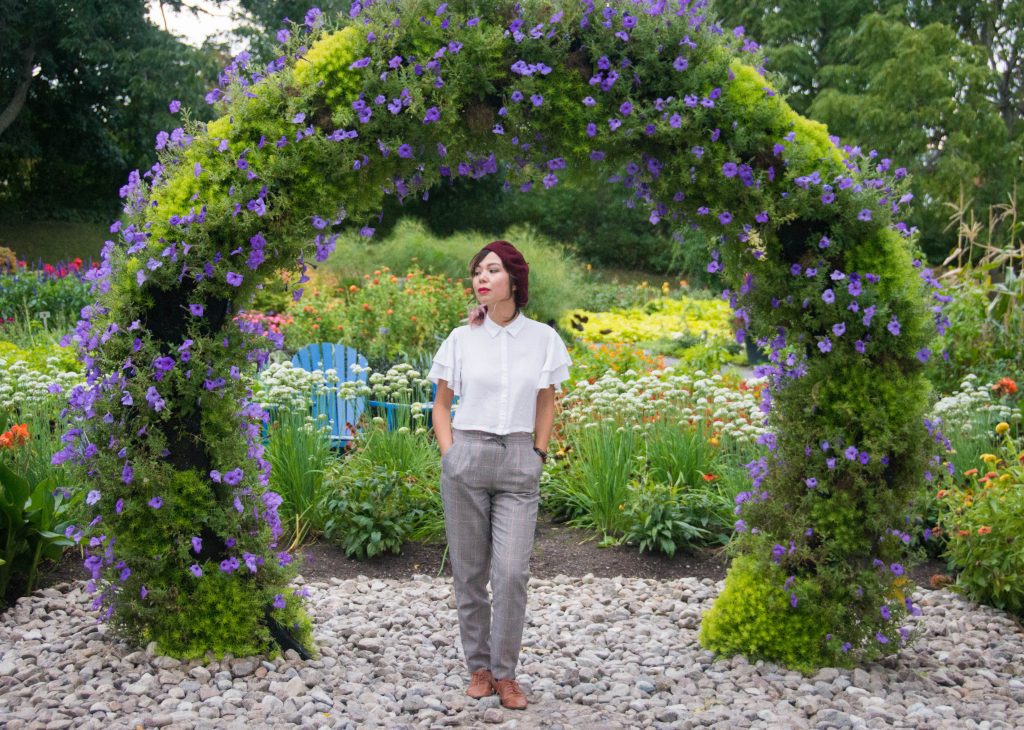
[0,221,108,265]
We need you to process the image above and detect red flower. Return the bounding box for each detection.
[993,377,1018,397]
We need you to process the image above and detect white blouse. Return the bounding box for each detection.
[428,312,573,435]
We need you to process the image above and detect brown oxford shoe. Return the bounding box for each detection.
[493,678,528,710]
[466,668,495,699]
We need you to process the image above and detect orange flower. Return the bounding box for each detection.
[0,423,29,449]
[957,530,970,537]
[311,324,319,330]
[964,468,978,477]
[349,284,359,292]
[386,309,394,315]
[992,377,1018,397]
[936,489,948,499]
[702,473,717,482]
[978,526,992,535]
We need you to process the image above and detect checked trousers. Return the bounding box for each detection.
[440,428,543,680]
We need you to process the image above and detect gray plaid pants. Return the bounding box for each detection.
[441,428,542,680]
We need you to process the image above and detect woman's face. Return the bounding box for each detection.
[472,251,513,305]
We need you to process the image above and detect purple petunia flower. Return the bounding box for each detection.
[722,162,737,178]
[855,340,867,354]
[122,462,134,483]
[832,322,846,337]
[619,101,632,116]
[423,106,440,123]
[718,211,732,225]
[273,593,287,609]
[169,99,181,113]
[818,338,832,353]
[192,536,202,553]
[189,564,203,577]
[887,316,901,336]
[891,563,904,576]
[530,94,543,107]
[844,446,858,460]
[876,632,889,644]
[148,496,163,509]
[115,498,124,514]
[822,289,835,304]
[226,271,243,287]
[87,490,101,506]
[916,348,930,363]
[880,605,891,620]
[858,208,872,221]
[673,56,689,72]
[805,477,818,489]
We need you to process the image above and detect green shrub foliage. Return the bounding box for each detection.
[58,1,936,665]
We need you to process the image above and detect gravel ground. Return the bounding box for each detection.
[2,574,1023,729]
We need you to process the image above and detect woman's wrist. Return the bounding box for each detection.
[533,446,548,462]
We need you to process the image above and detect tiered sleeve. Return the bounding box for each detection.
[427,330,461,396]
[538,329,573,391]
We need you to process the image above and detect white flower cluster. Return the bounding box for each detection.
[929,374,1022,437]
[252,361,335,411]
[343,362,432,403]
[562,367,768,444]
[0,356,82,413]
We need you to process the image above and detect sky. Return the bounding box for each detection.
[147,0,248,51]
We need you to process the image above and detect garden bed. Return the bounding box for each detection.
[34,512,947,596]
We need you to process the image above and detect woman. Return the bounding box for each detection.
[429,240,572,710]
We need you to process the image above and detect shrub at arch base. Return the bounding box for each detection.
[58,1,941,666]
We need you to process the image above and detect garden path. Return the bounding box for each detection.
[1,574,1022,728]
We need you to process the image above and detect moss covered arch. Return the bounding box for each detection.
[61,0,937,667]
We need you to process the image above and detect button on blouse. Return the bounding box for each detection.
[427,312,572,435]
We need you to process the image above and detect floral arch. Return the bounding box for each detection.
[59,0,937,668]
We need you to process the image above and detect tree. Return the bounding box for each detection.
[712,0,1024,260]
[0,0,224,219]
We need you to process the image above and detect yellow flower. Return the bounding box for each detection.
[995,422,1010,435]
[981,453,998,464]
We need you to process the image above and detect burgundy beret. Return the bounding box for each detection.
[480,240,529,308]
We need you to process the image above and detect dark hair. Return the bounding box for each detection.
[469,247,523,315]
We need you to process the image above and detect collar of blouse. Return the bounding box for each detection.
[482,311,527,337]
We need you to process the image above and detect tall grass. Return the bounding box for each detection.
[265,409,335,549]
[320,219,588,325]
[645,419,719,487]
[554,423,639,536]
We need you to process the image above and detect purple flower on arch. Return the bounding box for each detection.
[858,208,872,222]
[226,271,243,287]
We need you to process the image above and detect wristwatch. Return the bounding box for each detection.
[533,446,548,462]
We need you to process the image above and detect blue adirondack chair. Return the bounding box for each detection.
[291,343,369,448]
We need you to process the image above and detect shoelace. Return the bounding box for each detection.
[498,680,524,696]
